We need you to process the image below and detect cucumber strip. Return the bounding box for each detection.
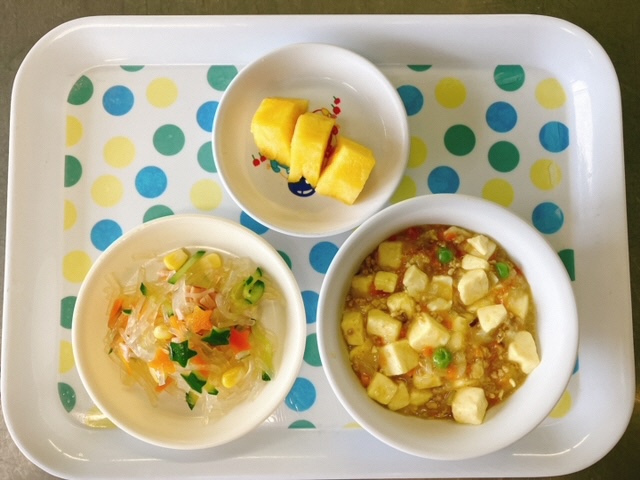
[243,279,265,304]
[168,250,206,285]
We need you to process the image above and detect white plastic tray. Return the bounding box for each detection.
[2,15,634,479]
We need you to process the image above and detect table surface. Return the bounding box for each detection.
[0,1,638,479]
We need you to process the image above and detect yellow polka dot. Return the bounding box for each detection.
[435,77,466,109]
[190,179,223,211]
[536,78,566,109]
[66,116,83,147]
[482,178,514,207]
[91,175,124,207]
[343,421,361,429]
[550,390,572,418]
[104,136,136,168]
[64,200,77,230]
[82,406,117,429]
[59,340,75,373]
[530,159,562,190]
[391,176,417,204]
[63,250,93,283]
[408,136,428,168]
[146,77,178,108]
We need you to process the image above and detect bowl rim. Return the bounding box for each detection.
[212,41,410,237]
[71,214,307,450]
[317,194,579,460]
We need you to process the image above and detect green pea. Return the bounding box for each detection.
[496,261,510,279]
[438,247,454,264]
[433,346,453,369]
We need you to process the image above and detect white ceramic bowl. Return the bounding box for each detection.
[72,214,306,450]
[213,43,409,237]
[317,194,579,460]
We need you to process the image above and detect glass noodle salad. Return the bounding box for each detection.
[106,247,279,420]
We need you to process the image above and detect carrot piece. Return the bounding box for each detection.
[230,327,252,354]
[108,297,124,328]
[149,348,176,375]
[185,307,213,334]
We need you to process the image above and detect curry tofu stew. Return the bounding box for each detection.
[340,225,540,425]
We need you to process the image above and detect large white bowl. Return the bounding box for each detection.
[213,42,409,237]
[72,214,306,450]
[317,194,579,460]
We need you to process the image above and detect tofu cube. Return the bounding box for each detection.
[366,372,398,405]
[461,254,490,270]
[403,264,429,298]
[379,340,420,376]
[288,112,336,186]
[367,309,402,344]
[386,292,416,318]
[505,290,530,320]
[314,136,376,205]
[340,310,366,346]
[427,297,453,312]
[466,235,497,259]
[377,241,403,270]
[427,275,453,310]
[374,271,398,293]
[451,387,489,425]
[413,370,442,389]
[508,331,540,374]
[250,97,309,166]
[477,304,508,333]
[350,275,373,297]
[406,312,451,351]
[409,388,434,406]
[387,382,410,411]
[457,269,489,305]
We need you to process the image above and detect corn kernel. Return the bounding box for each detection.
[163,249,189,271]
[221,365,245,389]
[153,325,172,340]
[201,252,222,269]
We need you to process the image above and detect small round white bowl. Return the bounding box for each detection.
[317,194,579,460]
[72,214,306,450]
[213,43,409,237]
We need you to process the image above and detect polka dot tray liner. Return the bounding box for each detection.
[3,15,633,479]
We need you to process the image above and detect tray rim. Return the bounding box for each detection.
[1,13,634,479]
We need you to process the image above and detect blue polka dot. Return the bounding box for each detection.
[397,84,424,116]
[532,202,564,234]
[539,121,569,153]
[428,166,460,193]
[103,85,134,116]
[239,211,269,235]
[196,101,218,132]
[90,219,122,251]
[302,290,319,324]
[309,242,338,274]
[573,356,580,374]
[285,377,316,412]
[135,166,167,198]
[486,101,518,133]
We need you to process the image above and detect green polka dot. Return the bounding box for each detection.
[408,65,431,72]
[304,333,322,367]
[207,65,238,91]
[143,205,174,222]
[289,420,316,429]
[494,65,525,91]
[64,155,82,187]
[121,65,144,72]
[60,296,76,329]
[278,250,292,269]
[197,142,216,172]
[67,75,94,105]
[488,141,520,172]
[444,125,476,156]
[559,249,576,281]
[58,382,76,412]
[153,124,185,156]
